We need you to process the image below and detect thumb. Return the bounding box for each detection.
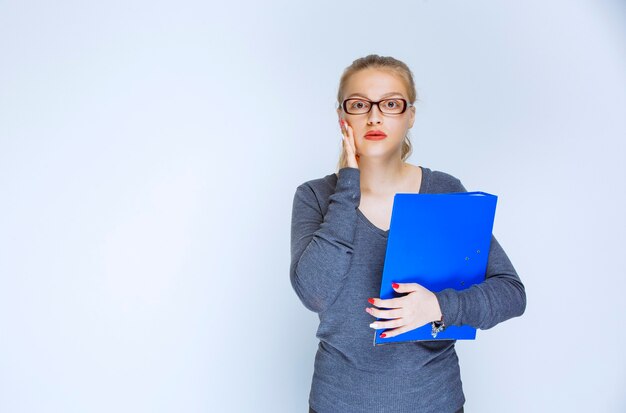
[392,282,420,293]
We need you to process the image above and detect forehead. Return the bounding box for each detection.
[344,68,407,99]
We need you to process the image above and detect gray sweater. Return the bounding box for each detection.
[289,166,527,413]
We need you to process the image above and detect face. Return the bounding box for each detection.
[337,68,415,160]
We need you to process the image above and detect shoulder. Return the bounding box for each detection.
[424,167,467,193]
[293,172,338,209]
[296,172,337,194]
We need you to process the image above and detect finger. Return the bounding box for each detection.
[368,296,405,309]
[369,317,404,330]
[341,120,351,142]
[346,123,357,153]
[378,324,414,339]
[339,121,350,147]
[340,128,350,151]
[339,119,347,136]
[392,282,423,293]
[366,306,403,319]
[342,135,354,159]
[343,132,356,160]
[343,131,353,153]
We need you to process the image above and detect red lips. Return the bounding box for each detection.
[364,130,387,140]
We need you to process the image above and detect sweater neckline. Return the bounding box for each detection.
[334,166,430,238]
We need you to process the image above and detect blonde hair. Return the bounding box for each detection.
[335,54,418,172]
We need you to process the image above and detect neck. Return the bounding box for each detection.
[358,155,409,197]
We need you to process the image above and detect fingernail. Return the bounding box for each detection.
[365,308,370,313]
[380,333,387,338]
[367,298,375,304]
[369,323,378,329]
[392,283,399,289]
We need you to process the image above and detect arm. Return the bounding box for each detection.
[289,167,361,313]
[433,179,527,330]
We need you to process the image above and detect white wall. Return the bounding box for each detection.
[1,0,625,412]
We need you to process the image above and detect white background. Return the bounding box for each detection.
[1,0,625,412]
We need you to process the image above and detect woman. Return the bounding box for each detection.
[289,54,526,413]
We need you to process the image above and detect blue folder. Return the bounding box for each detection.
[373,191,497,345]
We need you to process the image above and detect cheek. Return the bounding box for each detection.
[398,118,412,134]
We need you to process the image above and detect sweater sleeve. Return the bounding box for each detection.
[289,167,361,313]
[433,179,527,330]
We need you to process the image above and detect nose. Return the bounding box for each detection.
[367,104,383,125]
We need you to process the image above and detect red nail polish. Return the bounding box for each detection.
[392,283,399,289]
[380,333,387,338]
[368,298,375,304]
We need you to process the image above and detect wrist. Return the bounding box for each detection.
[432,292,443,322]
[431,293,446,338]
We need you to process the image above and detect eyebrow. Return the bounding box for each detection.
[346,92,405,99]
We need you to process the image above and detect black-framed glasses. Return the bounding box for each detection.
[341,98,412,115]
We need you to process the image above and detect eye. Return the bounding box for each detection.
[350,99,369,109]
[383,99,401,108]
